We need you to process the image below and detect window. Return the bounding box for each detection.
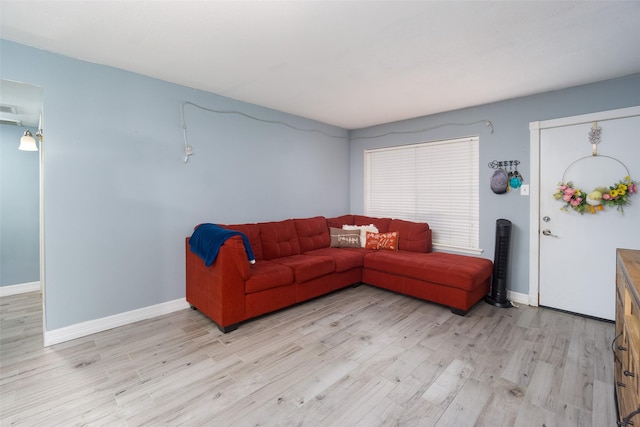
[364,136,480,253]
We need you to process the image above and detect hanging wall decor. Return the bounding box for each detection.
[554,122,638,214]
[488,160,522,194]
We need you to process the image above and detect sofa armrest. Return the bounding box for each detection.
[426,228,433,253]
[219,235,252,279]
[185,236,250,329]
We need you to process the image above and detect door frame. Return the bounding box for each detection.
[39,113,46,337]
[528,105,640,306]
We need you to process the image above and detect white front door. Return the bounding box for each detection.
[535,108,640,320]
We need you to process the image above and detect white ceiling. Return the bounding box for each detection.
[1,1,640,130]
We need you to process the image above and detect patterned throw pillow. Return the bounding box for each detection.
[329,227,361,248]
[365,231,399,251]
[342,224,379,248]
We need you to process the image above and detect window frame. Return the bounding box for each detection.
[364,136,482,254]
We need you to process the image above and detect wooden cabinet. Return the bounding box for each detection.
[615,249,640,426]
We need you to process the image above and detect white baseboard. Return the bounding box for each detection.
[29,287,532,347]
[507,290,529,306]
[0,281,40,297]
[44,298,190,347]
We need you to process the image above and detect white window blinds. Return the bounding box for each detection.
[365,136,480,253]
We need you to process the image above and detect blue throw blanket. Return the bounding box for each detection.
[189,223,256,267]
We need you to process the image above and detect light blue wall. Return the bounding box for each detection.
[350,73,640,295]
[0,40,349,330]
[1,124,40,286]
[3,37,639,330]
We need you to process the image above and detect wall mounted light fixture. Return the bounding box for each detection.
[18,114,43,151]
[19,130,38,151]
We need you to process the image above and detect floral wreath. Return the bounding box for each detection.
[554,175,637,214]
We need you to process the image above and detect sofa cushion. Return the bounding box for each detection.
[388,219,431,253]
[343,224,378,248]
[364,251,492,291]
[245,260,295,294]
[271,254,335,283]
[304,247,366,272]
[329,227,361,248]
[294,216,330,252]
[258,219,301,260]
[365,231,399,251]
[326,214,354,229]
[222,223,264,260]
[353,215,391,233]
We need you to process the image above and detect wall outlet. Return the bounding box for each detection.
[520,184,530,196]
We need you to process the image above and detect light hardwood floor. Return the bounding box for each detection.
[1,286,616,426]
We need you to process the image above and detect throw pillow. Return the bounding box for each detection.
[365,231,399,251]
[342,224,379,248]
[330,227,361,248]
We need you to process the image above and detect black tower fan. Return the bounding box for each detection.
[485,219,513,308]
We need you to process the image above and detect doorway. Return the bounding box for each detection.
[0,79,45,332]
[529,106,640,320]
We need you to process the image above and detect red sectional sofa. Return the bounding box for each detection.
[186,215,493,332]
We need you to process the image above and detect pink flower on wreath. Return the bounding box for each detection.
[629,183,638,194]
[570,198,582,207]
[563,194,571,202]
[560,184,568,191]
[602,193,611,200]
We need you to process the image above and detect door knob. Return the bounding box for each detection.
[542,229,558,238]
